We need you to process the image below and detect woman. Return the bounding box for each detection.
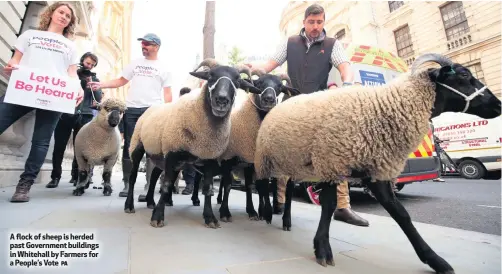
[1,2,83,203]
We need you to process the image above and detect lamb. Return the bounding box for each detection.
[214,68,300,223]
[73,97,127,196]
[253,53,501,272]
[123,58,262,229]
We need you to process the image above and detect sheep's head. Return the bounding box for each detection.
[250,69,300,111]
[412,53,501,119]
[96,97,127,128]
[189,58,262,117]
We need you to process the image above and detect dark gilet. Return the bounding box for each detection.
[284,33,335,101]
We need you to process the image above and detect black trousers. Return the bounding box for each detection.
[51,113,94,180]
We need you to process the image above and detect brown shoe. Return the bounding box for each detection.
[333,208,369,227]
[10,180,33,203]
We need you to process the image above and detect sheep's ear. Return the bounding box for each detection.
[189,71,209,80]
[281,85,301,97]
[239,79,261,94]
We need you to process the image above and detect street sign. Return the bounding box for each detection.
[359,70,386,86]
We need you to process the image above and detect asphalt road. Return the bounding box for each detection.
[294,177,501,236]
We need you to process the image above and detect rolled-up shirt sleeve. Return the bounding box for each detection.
[270,38,288,66]
[331,40,350,67]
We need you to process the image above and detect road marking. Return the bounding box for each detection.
[477,205,501,208]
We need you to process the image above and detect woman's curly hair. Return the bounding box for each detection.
[37,2,78,39]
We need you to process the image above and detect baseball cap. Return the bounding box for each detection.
[138,33,161,46]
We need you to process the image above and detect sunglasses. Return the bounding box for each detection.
[141,41,156,47]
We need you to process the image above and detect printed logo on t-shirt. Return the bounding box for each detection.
[27,36,71,58]
[133,65,160,78]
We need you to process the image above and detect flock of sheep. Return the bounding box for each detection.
[70,53,501,274]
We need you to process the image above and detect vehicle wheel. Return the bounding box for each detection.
[458,160,485,179]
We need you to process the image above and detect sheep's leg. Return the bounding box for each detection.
[256,178,273,224]
[102,169,112,196]
[219,161,234,222]
[145,167,162,209]
[270,178,282,214]
[73,162,90,196]
[191,172,201,206]
[164,171,178,207]
[313,182,336,267]
[216,181,223,204]
[282,179,295,231]
[124,145,145,213]
[244,166,259,221]
[150,152,182,228]
[202,160,220,229]
[366,180,454,274]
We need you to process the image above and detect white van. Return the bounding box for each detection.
[432,112,501,179]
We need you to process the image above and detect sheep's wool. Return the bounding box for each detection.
[254,70,436,183]
[219,90,262,163]
[129,83,231,161]
[74,98,126,170]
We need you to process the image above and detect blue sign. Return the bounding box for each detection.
[359,70,386,86]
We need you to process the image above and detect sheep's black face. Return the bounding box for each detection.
[432,64,501,119]
[107,109,122,127]
[252,75,281,110]
[252,75,301,111]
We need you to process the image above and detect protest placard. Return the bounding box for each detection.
[4,67,80,114]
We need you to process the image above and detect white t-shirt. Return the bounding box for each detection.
[14,29,79,76]
[121,58,172,108]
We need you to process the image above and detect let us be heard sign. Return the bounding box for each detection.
[4,67,80,114]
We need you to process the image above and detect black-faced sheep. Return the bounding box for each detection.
[123,58,262,229]
[253,53,501,272]
[213,68,300,223]
[73,97,127,196]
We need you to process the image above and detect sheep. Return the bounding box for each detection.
[253,53,501,272]
[123,58,262,229]
[213,68,300,223]
[137,86,193,203]
[73,97,127,196]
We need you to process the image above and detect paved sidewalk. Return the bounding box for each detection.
[0,172,500,274]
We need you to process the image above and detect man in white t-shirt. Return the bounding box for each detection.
[88,33,172,197]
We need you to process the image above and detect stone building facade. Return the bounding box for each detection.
[279,1,501,97]
[0,1,133,187]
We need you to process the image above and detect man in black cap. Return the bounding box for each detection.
[89,33,172,197]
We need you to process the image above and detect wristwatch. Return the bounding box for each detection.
[342,82,353,87]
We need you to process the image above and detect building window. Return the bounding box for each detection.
[440,1,470,40]
[388,1,404,12]
[465,63,485,84]
[394,25,413,58]
[334,29,345,40]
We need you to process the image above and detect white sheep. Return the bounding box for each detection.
[73,97,127,196]
[213,68,300,223]
[253,53,501,272]
[123,58,262,229]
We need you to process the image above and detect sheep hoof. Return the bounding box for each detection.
[220,216,232,223]
[165,201,173,207]
[103,185,112,196]
[192,199,200,206]
[314,237,334,267]
[72,188,85,196]
[147,202,156,209]
[150,220,165,228]
[283,226,291,231]
[204,217,220,229]
[264,204,273,224]
[124,208,135,214]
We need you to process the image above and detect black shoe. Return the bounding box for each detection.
[46,178,60,188]
[333,208,369,227]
